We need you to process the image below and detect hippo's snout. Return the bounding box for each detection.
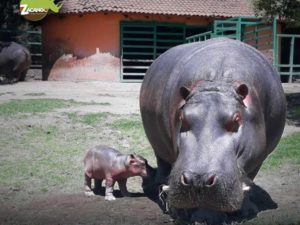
[167,167,245,212]
[180,171,217,188]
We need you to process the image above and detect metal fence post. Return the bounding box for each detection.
[289,36,295,83]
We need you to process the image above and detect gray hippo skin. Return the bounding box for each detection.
[84,145,147,201]
[140,38,286,212]
[0,42,31,83]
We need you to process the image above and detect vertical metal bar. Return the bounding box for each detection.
[153,24,157,59]
[182,25,186,44]
[214,21,217,37]
[255,25,258,48]
[120,22,124,81]
[289,36,295,83]
[237,17,241,40]
[272,17,278,68]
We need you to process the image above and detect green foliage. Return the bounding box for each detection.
[262,132,300,169]
[251,0,300,24]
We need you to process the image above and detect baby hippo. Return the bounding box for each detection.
[84,145,147,201]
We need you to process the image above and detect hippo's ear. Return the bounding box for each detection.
[234,83,248,100]
[180,86,192,100]
[125,154,135,166]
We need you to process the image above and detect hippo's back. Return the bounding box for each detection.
[140,38,286,164]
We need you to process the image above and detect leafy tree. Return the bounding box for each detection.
[252,0,300,24]
[0,0,30,43]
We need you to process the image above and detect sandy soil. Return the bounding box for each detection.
[0,81,299,225]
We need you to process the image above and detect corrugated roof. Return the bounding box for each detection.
[59,0,254,17]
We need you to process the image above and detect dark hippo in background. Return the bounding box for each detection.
[0,42,31,84]
[140,38,286,216]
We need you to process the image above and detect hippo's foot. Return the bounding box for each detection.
[105,195,116,201]
[84,191,95,197]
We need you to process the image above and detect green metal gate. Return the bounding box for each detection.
[274,34,300,82]
[120,21,185,81]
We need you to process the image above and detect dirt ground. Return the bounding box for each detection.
[0,81,300,225]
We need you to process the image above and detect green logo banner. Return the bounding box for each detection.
[20,0,63,21]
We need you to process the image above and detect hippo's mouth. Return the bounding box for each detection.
[165,171,247,212]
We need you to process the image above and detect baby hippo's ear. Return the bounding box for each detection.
[125,154,136,166]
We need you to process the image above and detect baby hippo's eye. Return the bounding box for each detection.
[225,112,241,133]
[179,111,190,133]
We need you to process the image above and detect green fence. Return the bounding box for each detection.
[186,31,212,43]
[274,34,300,82]
[185,16,300,82]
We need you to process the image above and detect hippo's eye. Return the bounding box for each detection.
[179,111,190,133]
[225,112,241,133]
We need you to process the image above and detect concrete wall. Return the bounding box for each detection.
[42,12,212,81]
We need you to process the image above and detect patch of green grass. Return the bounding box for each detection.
[262,132,300,170]
[66,112,110,125]
[0,99,88,116]
[0,125,83,194]
[112,117,141,131]
[81,113,109,125]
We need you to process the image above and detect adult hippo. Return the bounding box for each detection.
[0,42,31,84]
[140,38,286,214]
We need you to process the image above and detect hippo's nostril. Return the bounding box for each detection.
[205,175,217,187]
[181,171,193,186]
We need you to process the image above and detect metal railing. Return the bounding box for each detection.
[186,31,212,43]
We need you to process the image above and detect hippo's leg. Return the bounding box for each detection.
[145,157,172,212]
[247,163,263,180]
[84,173,95,196]
[94,179,104,194]
[156,157,172,185]
[118,179,131,197]
[18,71,27,82]
[105,177,116,201]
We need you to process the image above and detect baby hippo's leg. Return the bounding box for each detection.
[105,177,116,201]
[94,179,103,192]
[118,179,131,197]
[84,173,95,196]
